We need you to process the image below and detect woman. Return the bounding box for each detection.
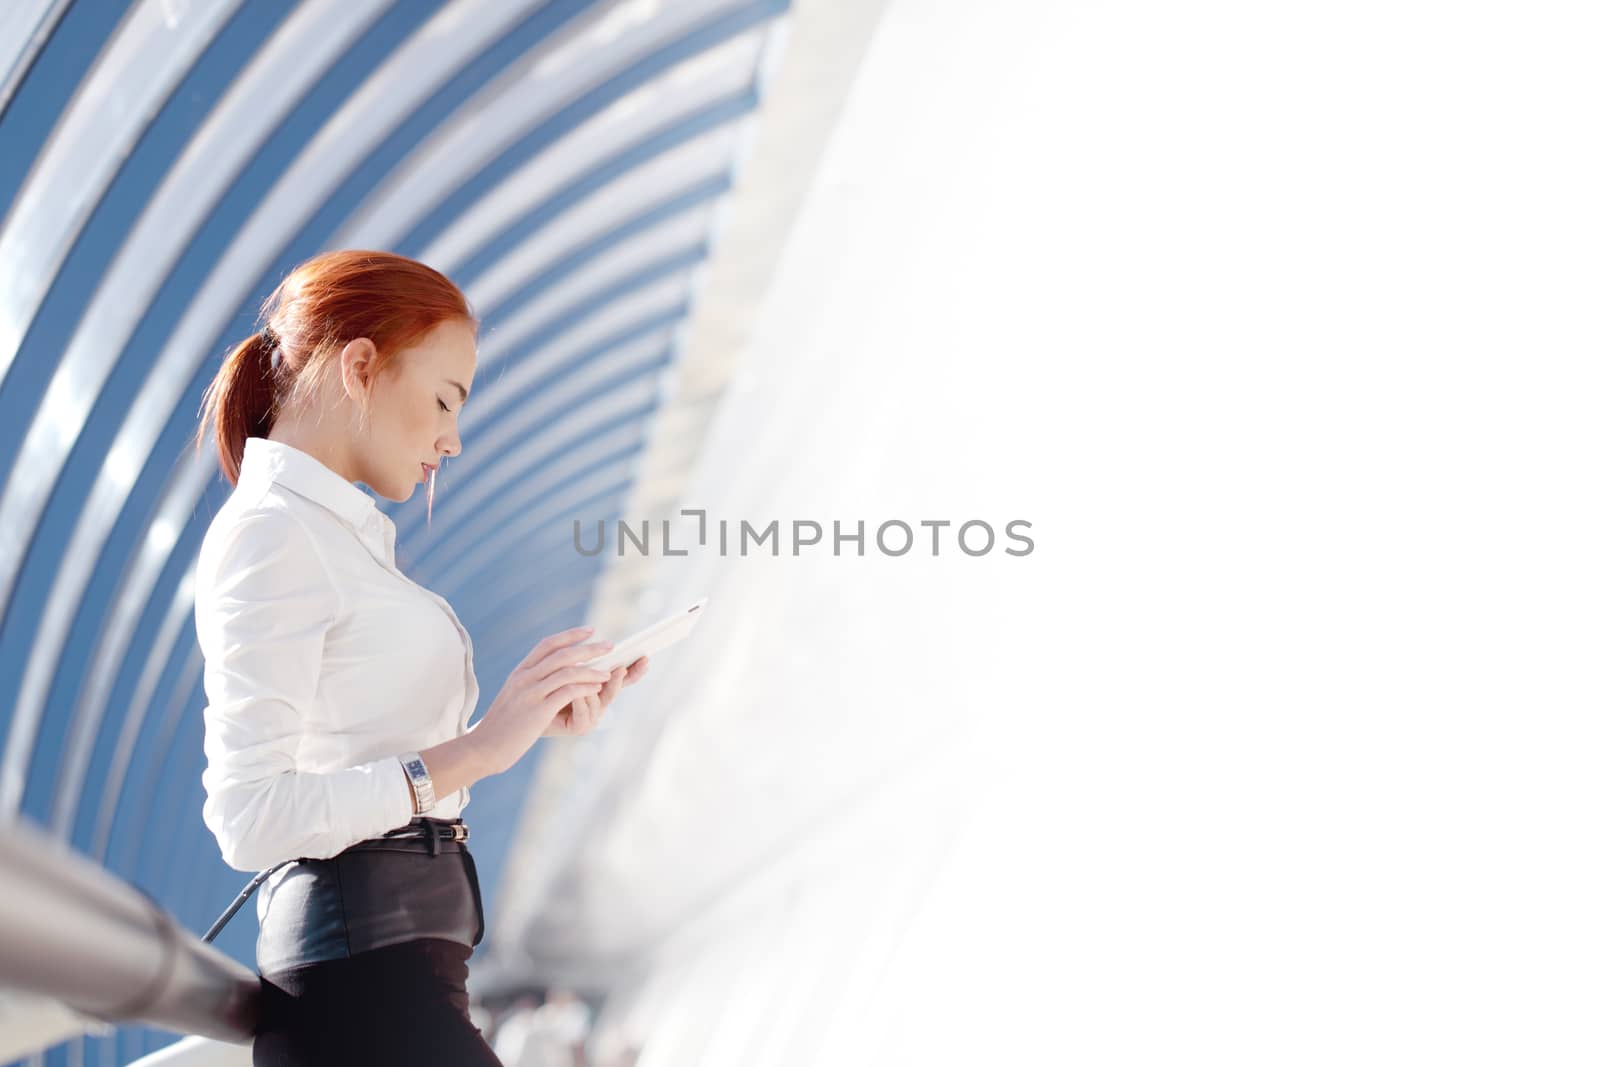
[191,249,647,1065]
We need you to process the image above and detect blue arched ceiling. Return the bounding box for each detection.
[0,1,789,1062]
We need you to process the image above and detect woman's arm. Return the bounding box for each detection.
[412,733,492,810]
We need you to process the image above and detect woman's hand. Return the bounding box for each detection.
[465,626,617,776]
[543,655,650,737]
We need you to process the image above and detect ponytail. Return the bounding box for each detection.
[195,330,280,487]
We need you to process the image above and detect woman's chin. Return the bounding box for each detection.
[375,478,416,504]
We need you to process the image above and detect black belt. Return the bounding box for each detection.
[368,817,471,854]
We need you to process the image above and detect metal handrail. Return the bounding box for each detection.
[0,817,257,1046]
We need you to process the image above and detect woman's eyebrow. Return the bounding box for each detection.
[445,379,469,403]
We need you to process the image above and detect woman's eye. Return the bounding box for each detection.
[438,399,452,413]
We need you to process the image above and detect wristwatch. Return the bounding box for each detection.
[399,751,436,814]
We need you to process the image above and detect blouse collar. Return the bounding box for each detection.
[238,437,394,560]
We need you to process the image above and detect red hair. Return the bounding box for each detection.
[195,249,476,485]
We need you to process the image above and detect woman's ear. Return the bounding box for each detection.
[339,337,380,417]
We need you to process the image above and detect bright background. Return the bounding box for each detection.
[1,0,1597,1064]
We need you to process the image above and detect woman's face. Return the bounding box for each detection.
[354,318,478,502]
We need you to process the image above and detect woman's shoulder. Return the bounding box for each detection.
[197,485,336,586]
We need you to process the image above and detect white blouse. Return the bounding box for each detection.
[194,436,479,872]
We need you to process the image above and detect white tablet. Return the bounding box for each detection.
[579,597,708,674]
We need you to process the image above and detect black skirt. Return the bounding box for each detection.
[253,937,502,1065]
[255,825,486,973]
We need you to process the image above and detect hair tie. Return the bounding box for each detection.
[260,326,282,371]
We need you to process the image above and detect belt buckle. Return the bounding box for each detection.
[411,819,469,852]
[422,820,469,842]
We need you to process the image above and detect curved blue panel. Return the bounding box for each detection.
[0,2,792,1061]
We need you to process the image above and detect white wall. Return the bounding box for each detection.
[543,0,1599,1063]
